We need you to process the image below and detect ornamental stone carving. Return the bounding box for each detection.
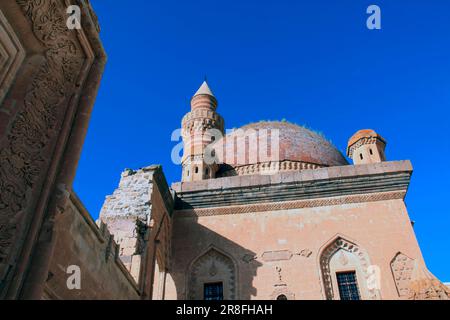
[0,0,104,298]
[319,236,380,300]
[390,252,415,297]
[0,10,25,104]
[188,248,236,300]
[0,0,85,286]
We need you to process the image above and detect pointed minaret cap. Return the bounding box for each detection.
[194,81,215,97]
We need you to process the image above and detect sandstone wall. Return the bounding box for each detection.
[168,161,430,300]
[99,165,174,299]
[44,193,140,300]
[169,198,421,300]
[0,1,106,299]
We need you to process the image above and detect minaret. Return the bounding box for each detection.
[181,81,224,181]
[347,129,386,165]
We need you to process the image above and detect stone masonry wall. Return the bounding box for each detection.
[99,165,174,290]
[99,167,155,281]
[46,193,140,300]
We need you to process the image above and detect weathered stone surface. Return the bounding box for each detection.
[214,121,348,178]
[0,0,106,299]
[0,9,25,103]
[99,165,173,298]
[261,250,293,262]
[46,193,139,300]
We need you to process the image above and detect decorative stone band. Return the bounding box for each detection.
[347,136,385,158]
[217,160,323,177]
[174,191,406,217]
[182,109,224,134]
[182,108,223,124]
[173,161,412,213]
[182,117,224,134]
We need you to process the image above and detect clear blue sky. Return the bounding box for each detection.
[76,0,450,281]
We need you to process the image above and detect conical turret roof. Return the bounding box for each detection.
[194,81,215,97]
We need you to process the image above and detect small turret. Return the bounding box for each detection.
[347,129,386,165]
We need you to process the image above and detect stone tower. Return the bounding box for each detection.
[181,81,225,181]
[347,129,386,165]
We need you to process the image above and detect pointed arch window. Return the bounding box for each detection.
[204,282,223,300]
[336,271,361,300]
[319,236,380,300]
[188,248,237,300]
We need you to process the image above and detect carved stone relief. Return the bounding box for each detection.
[0,0,86,287]
[270,286,295,300]
[0,9,25,104]
[188,248,236,300]
[242,248,312,264]
[390,252,415,297]
[320,237,380,300]
[262,250,292,262]
[270,266,295,300]
[0,0,101,297]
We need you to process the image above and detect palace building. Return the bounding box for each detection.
[0,1,447,300]
[93,81,449,300]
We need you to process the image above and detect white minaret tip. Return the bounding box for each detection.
[194,81,215,97]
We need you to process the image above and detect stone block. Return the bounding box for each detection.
[260,174,272,186]
[222,176,241,189]
[207,178,223,191]
[354,164,370,176]
[292,170,304,183]
[326,166,341,179]
[367,163,383,175]
[313,168,329,180]
[281,171,296,183]
[300,169,315,182]
[270,173,283,185]
[239,175,252,187]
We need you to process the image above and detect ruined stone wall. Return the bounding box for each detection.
[45,193,140,300]
[100,165,174,299]
[99,167,154,280]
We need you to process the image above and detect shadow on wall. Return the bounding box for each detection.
[169,216,262,300]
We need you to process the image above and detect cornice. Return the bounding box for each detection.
[174,191,407,217]
[173,161,413,215]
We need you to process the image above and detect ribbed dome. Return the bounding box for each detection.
[214,121,348,177]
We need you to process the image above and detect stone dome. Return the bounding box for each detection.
[213,121,348,177]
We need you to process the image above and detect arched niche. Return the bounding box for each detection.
[270,286,295,300]
[187,247,237,300]
[319,236,380,300]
